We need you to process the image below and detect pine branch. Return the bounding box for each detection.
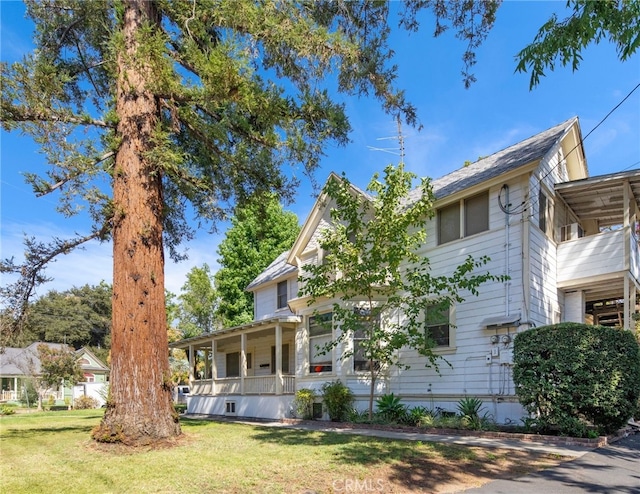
[34,151,115,196]
[2,105,112,128]
[0,222,111,345]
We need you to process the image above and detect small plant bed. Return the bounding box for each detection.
[285,393,629,448]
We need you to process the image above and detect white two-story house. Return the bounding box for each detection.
[172,117,639,423]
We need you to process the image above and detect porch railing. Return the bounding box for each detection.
[557,229,625,284]
[1,390,17,401]
[192,375,295,395]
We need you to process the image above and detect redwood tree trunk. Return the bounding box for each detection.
[93,0,180,444]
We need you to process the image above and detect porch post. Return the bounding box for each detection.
[241,333,247,395]
[275,324,283,395]
[211,339,217,395]
[624,276,631,330]
[623,181,631,330]
[188,344,194,388]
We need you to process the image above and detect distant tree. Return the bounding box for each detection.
[176,264,220,338]
[11,343,83,410]
[25,283,112,350]
[1,0,499,445]
[216,195,300,327]
[38,343,85,395]
[299,165,504,419]
[516,0,640,88]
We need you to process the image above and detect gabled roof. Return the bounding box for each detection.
[405,117,581,205]
[75,347,109,373]
[246,251,297,291]
[286,172,373,266]
[0,342,69,377]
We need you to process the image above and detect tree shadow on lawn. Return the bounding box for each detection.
[1,424,97,439]
[248,425,565,492]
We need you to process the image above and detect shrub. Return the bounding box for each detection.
[321,380,354,422]
[74,395,99,410]
[0,405,16,415]
[20,382,38,407]
[513,323,640,436]
[347,407,370,423]
[375,393,408,424]
[292,388,317,419]
[406,406,431,427]
[456,397,493,431]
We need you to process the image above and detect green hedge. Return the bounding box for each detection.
[513,322,640,436]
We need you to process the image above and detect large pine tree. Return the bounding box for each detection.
[1,0,499,445]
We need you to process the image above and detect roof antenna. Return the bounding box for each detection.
[367,115,405,163]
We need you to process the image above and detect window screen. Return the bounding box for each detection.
[277,281,288,309]
[438,202,460,244]
[465,192,489,236]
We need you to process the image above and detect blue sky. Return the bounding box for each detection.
[1,1,639,297]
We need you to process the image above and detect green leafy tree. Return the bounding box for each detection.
[516,0,640,88]
[299,165,504,419]
[216,195,300,327]
[25,283,112,350]
[176,264,220,338]
[38,343,85,393]
[0,0,498,445]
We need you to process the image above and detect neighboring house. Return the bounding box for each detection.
[0,342,109,404]
[171,117,640,423]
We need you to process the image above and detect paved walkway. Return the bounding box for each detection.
[185,415,640,492]
[465,433,640,493]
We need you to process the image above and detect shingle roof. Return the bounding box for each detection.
[245,250,297,291]
[0,342,69,376]
[405,117,577,204]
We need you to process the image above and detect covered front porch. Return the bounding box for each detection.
[170,316,299,402]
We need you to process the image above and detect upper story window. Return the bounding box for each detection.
[309,312,333,373]
[538,188,554,240]
[437,191,489,245]
[465,192,489,236]
[277,281,288,309]
[425,303,451,347]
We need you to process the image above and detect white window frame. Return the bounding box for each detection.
[277,280,288,309]
[538,187,554,240]
[353,307,380,373]
[425,303,455,350]
[437,190,489,245]
[308,312,333,374]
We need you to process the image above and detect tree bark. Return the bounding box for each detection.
[93,0,180,445]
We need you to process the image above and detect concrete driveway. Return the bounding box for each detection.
[464,433,640,493]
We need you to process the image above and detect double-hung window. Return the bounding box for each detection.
[353,307,379,372]
[277,281,288,309]
[538,188,554,240]
[437,191,489,245]
[425,304,451,347]
[309,312,333,373]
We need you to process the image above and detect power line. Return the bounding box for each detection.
[500,81,640,216]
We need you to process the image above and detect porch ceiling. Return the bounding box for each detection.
[169,315,300,351]
[567,277,626,303]
[555,169,640,228]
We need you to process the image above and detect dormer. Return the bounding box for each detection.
[246,251,298,320]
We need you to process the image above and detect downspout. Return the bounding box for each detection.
[502,185,511,317]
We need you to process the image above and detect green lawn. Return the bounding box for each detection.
[0,410,565,493]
